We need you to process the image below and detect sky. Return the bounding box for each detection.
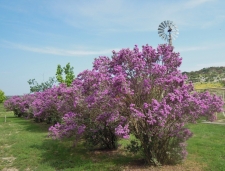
[0,0,225,96]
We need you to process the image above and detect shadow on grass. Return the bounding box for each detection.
[30,138,143,170]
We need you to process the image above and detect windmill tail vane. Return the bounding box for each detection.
[158,20,179,46]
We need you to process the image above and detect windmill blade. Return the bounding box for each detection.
[171,32,177,36]
[171,25,177,30]
[172,34,178,38]
[173,29,178,33]
[170,21,176,28]
[165,35,168,41]
[168,21,172,27]
[159,32,165,36]
[159,31,165,35]
[159,25,165,30]
[172,24,177,29]
[172,26,178,30]
[160,22,166,28]
[160,33,166,37]
[171,30,178,35]
[160,23,166,29]
[167,20,170,26]
[163,21,168,27]
[172,32,178,39]
[161,22,166,28]
[173,30,179,34]
[171,34,177,39]
[172,30,178,35]
[160,23,164,28]
[158,30,164,34]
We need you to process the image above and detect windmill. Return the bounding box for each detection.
[158,20,179,46]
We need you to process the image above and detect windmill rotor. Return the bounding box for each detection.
[158,20,179,46]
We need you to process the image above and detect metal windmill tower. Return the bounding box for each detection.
[158,20,179,46]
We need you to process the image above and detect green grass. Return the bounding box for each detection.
[0,103,140,171]
[187,123,225,171]
[1,103,225,170]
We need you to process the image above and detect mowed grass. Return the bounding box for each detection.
[1,103,225,171]
[187,123,225,171]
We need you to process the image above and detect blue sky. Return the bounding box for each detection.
[0,0,225,95]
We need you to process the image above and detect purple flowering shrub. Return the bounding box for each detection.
[4,96,24,116]
[4,94,36,118]
[103,44,224,165]
[4,44,224,166]
[58,70,128,149]
[48,112,86,146]
[4,84,72,123]
[31,85,67,123]
[48,44,223,164]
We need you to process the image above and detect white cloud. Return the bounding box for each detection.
[1,41,118,56]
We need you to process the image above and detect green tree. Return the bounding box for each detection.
[0,90,6,103]
[56,63,75,86]
[28,77,56,93]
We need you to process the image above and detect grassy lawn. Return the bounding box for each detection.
[187,123,225,171]
[1,103,225,171]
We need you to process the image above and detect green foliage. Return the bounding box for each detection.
[56,64,64,84]
[56,63,75,86]
[183,66,225,84]
[0,89,6,103]
[28,77,56,92]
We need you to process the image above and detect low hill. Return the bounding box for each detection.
[182,66,225,83]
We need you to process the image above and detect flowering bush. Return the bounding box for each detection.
[48,44,223,164]
[103,44,223,165]
[49,70,129,149]
[4,44,224,166]
[4,94,36,117]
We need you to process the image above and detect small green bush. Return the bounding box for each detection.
[0,90,6,103]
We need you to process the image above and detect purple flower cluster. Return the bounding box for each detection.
[4,44,224,165]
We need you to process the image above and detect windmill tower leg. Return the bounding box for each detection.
[169,36,172,46]
[169,32,172,46]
